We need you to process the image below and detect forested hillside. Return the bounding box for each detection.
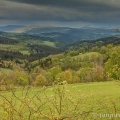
[0,27,120,87]
[65,36,120,50]
[0,39,119,87]
[0,36,19,44]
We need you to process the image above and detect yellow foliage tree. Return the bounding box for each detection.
[63,69,73,83]
[34,74,47,87]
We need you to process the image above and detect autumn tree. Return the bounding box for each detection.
[34,74,47,86]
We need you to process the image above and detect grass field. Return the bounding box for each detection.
[0,43,29,51]
[43,41,55,47]
[73,52,101,59]
[0,44,15,51]
[0,68,13,73]
[0,81,120,119]
[0,43,31,55]
[0,41,56,56]
[20,50,30,55]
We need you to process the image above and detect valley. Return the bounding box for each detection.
[0,25,120,120]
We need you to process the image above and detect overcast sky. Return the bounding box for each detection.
[0,0,120,27]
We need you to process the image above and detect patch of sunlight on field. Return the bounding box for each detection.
[43,41,55,47]
[73,52,101,59]
[0,43,29,51]
[20,50,30,55]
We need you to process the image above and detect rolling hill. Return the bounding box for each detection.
[65,36,120,50]
[10,26,120,44]
[0,25,24,32]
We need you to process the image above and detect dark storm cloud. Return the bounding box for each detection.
[1,0,120,26]
[6,0,120,12]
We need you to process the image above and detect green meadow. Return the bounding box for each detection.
[43,41,55,47]
[0,43,30,55]
[73,52,101,59]
[0,68,13,73]
[0,81,120,119]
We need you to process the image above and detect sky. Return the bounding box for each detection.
[0,0,120,27]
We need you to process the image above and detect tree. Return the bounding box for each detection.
[48,65,62,83]
[78,67,92,82]
[34,74,47,86]
[105,46,120,80]
[63,69,73,83]
[14,71,29,86]
[100,46,108,54]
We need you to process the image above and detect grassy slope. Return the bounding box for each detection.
[0,81,120,119]
[0,68,13,73]
[43,41,55,47]
[0,43,30,55]
[73,52,101,59]
[0,40,56,56]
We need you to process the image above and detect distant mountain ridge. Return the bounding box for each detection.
[10,26,63,33]
[0,25,120,48]
[0,25,25,32]
[10,26,120,43]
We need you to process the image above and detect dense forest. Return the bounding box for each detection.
[0,36,19,44]
[65,36,120,50]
